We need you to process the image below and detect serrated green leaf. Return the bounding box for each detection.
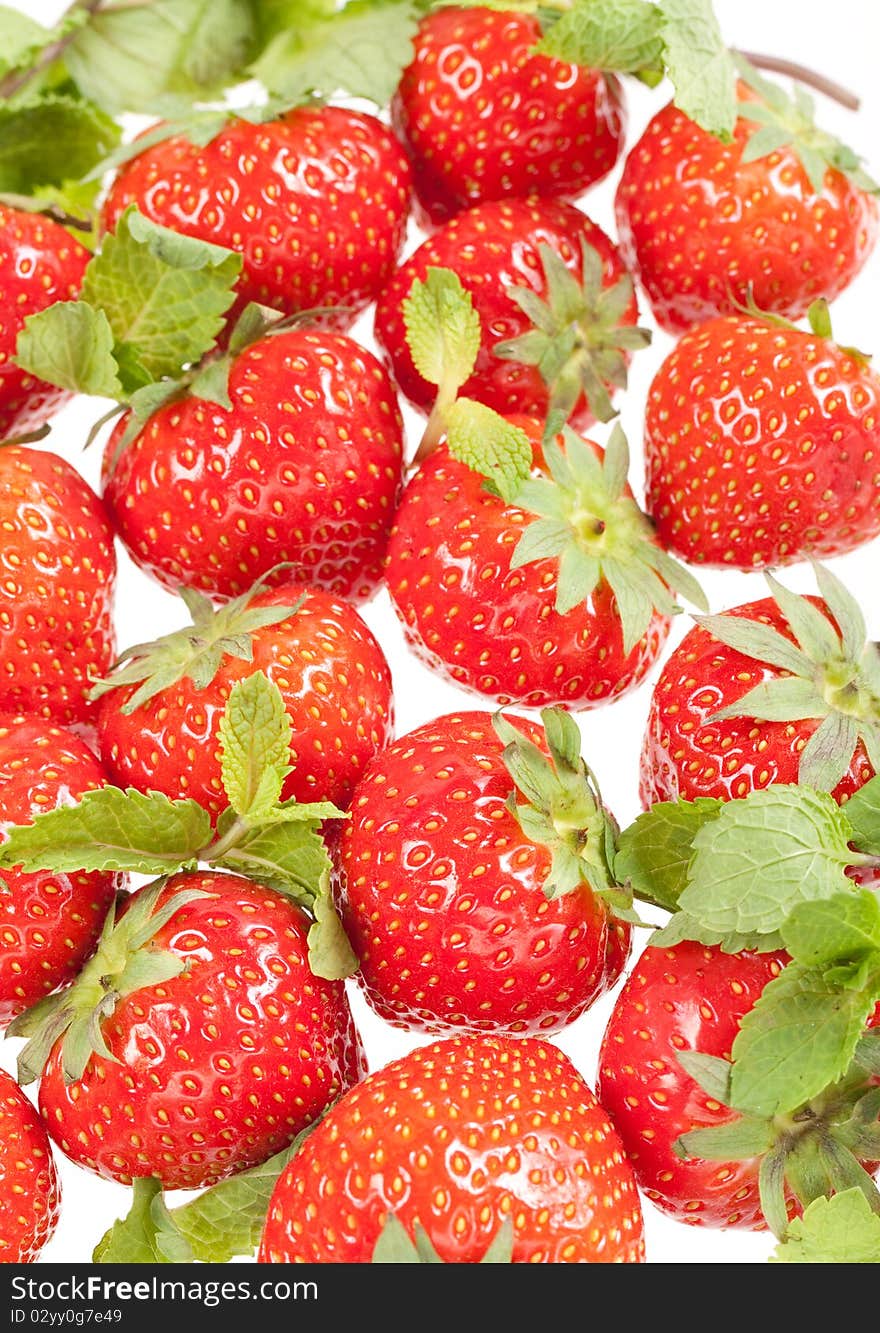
[16,302,122,400]
[403,267,481,398]
[660,0,737,140]
[781,892,880,968]
[251,0,418,105]
[444,399,532,504]
[679,786,855,943]
[842,776,880,856]
[65,0,256,115]
[772,1188,880,1263]
[213,820,329,910]
[615,798,724,913]
[0,7,51,80]
[218,672,293,823]
[94,1179,194,1265]
[729,962,880,1117]
[0,786,211,876]
[537,0,663,76]
[0,95,119,201]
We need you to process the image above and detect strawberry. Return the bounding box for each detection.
[385,416,704,709]
[616,67,878,333]
[16,872,365,1190]
[259,1034,645,1263]
[641,566,880,808]
[392,6,625,226]
[0,1068,59,1263]
[93,576,393,816]
[0,206,90,438]
[374,198,647,435]
[645,302,880,569]
[335,708,632,1036]
[0,715,122,1026]
[0,446,116,735]
[102,324,405,603]
[102,106,412,329]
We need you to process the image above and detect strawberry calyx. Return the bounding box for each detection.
[8,877,211,1086]
[90,570,304,714]
[510,423,708,654]
[495,238,651,438]
[372,1214,514,1265]
[696,563,880,791]
[735,55,879,195]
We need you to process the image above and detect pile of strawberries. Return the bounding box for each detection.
[1,0,879,1268]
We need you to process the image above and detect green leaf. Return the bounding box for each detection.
[218,672,293,824]
[676,1051,732,1103]
[659,0,737,140]
[444,399,533,505]
[679,786,856,946]
[251,0,418,105]
[403,267,481,399]
[307,873,358,981]
[0,6,51,79]
[782,892,880,968]
[772,1189,880,1263]
[16,303,122,399]
[65,0,256,115]
[372,1214,424,1264]
[843,776,880,856]
[94,1179,194,1265]
[212,819,330,912]
[0,95,119,200]
[537,0,664,78]
[676,1117,774,1162]
[0,786,211,877]
[614,799,724,914]
[729,961,880,1117]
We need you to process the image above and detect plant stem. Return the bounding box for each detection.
[202,816,250,864]
[0,0,104,103]
[736,50,860,111]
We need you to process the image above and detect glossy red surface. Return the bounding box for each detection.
[0,448,116,734]
[616,91,878,333]
[645,314,880,568]
[598,943,787,1229]
[102,329,405,603]
[386,426,669,709]
[640,596,874,808]
[259,1035,645,1263]
[103,107,412,328]
[0,1068,59,1263]
[375,198,638,430]
[39,873,366,1190]
[0,207,89,438]
[0,716,122,1024]
[393,6,624,225]
[97,583,394,817]
[336,711,630,1035]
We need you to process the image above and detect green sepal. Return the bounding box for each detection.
[372,1214,514,1265]
[676,1051,732,1103]
[771,1189,880,1263]
[675,1117,774,1163]
[307,872,358,981]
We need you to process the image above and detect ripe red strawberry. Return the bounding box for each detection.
[23,872,365,1190]
[645,304,880,569]
[102,106,412,329]
[335,709,631,1036]
[93,578,393,816]
[0,715,123,1025]
[375,198,645,433]
[0,206,90,438]
[392,6,625,226]
[260,1034,645,1263]
[616,73,878,333]
[0,1068,59,1262]
[386,417,704,709]
[102,326,405,603]
[0,446,116,734]
[598,942,788,1229]
[641,566,880,808]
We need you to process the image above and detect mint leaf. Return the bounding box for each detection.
[65,0,256,115]
[218,672,293,824]
[537,0,664,81]
[660,0,737,140]
[94,1179,194,1265]
[843,776,880,857]
[729,961,880,1117]
[0,95,119,200]
[678,786,856,946]
[212,817,331,912]
[771,1189,880,1263]
[615,798,724,912]
[403,267,481,399]
[782,893,880,968]
[172,1140,301,1262]
[0,6,51,79]
[445,399,533,504]
[251,0,418,105]
[17,302,122,399]
[307,873,358,981]
[0,787,211,876]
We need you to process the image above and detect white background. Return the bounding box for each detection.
[6,0,880,1266]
